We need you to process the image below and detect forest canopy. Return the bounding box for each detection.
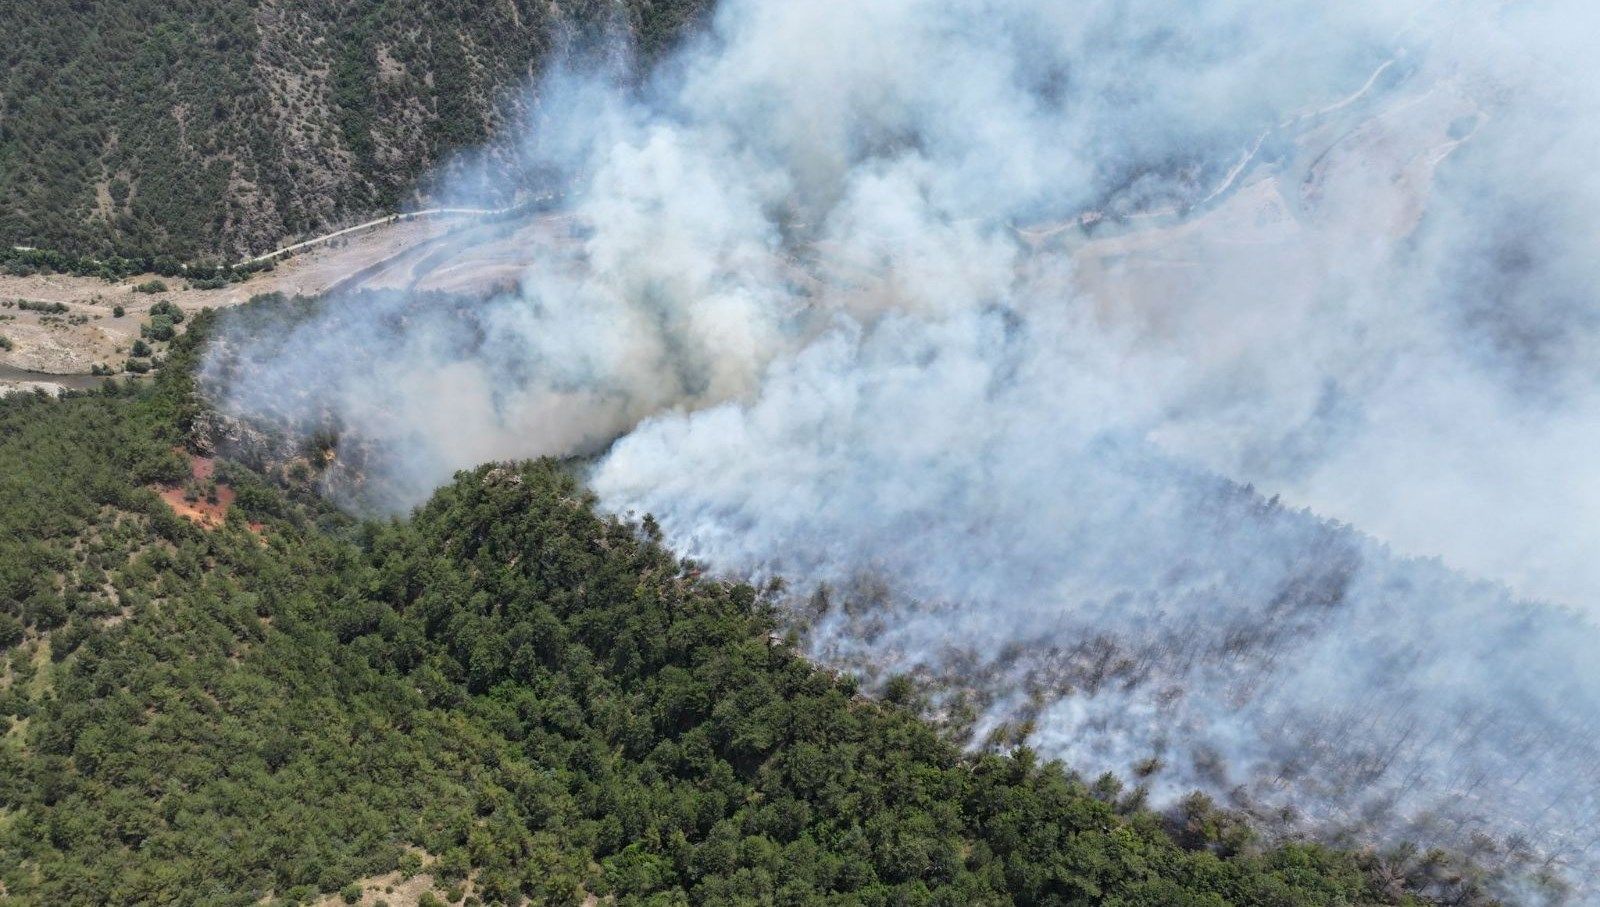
[0,322,1450,905]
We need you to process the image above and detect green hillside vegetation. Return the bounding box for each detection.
[0,324,1435,905]
[0,0,708,263]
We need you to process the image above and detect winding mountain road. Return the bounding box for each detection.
[234,195,559,267]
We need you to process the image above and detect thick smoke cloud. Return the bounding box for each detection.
[208,0,1600,899]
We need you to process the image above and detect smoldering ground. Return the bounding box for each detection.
[206,0,1600,899]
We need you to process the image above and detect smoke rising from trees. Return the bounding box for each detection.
[208,0,1600,898]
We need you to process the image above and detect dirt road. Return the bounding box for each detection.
[233,198,556,266]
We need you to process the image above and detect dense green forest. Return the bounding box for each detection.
[0,0,707,262]
[0,321,1449,905]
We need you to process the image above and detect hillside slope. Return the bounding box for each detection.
[0,0,705,262]
[0,327,1439,905]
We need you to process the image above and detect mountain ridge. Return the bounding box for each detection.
[0,0,706,262]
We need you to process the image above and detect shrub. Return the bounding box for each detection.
[397,852,423,877]
[0,613,22,649]
[133,279,168,294]
[883,673,917,705]
[143,315,175,341]
[149,299,185,322]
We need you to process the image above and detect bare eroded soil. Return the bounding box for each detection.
[0,216,451,391]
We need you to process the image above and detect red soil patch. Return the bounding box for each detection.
[154,453,262,533]
[157,484,235,529]
[191,456,216,482]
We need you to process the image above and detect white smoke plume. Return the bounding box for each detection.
[207,0,1600,899]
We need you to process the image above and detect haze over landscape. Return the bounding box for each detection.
[196,0,1600,899]
[2,0,1597,904]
